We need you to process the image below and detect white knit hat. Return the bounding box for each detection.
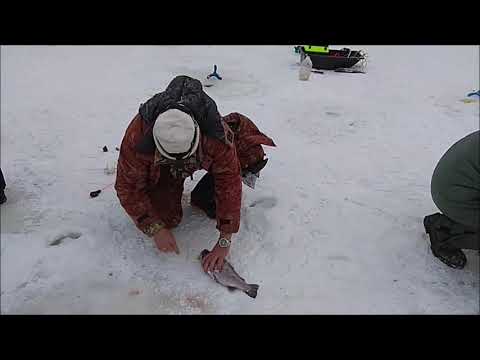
[153,109,200,160]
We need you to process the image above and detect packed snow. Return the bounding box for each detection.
[1,45,479,314]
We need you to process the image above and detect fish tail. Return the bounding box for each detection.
[244,284,259,299]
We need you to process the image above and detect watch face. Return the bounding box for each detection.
[219,238,230,247]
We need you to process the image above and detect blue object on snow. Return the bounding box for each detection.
[207,65,222,80]
[467,90,480,97]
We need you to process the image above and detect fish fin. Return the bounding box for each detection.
[227,286,236,292]
[244,284,259,299]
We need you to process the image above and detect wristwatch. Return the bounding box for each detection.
[218,237,231,248]
[144,222,165,237]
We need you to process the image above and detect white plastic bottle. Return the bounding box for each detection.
[299,55,313,81]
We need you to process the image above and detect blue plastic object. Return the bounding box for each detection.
[207,65,222,80]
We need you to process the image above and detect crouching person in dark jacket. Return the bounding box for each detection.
[424,130,480,269]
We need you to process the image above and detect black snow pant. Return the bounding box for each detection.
[0,168,5,191]
[190,173,216,219]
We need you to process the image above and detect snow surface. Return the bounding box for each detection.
[1,45,479,314]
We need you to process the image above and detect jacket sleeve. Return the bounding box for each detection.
[114,121,164,236]
[209,140,242,234]
[222,112,276,172]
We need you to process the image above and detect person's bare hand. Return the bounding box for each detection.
[153,228,179,254]
[202,242,229,273]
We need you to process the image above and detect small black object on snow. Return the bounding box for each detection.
[115,147,120,151]
[90,190,102,198]
[103,146,108,152]
[334,68,366,74]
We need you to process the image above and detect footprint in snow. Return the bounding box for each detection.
[48,232,83,247]
[325,111,341,117]
[249,197,277,209]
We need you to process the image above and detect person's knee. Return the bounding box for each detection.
[430,131,480,231]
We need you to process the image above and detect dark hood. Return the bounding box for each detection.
[136,75,226,154]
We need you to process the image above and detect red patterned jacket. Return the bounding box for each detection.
[115,112,275,236]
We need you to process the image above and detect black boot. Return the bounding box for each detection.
[423,213,444,233]
[424,213,467,269]
[430,245,467,269]
[0,189,6,205]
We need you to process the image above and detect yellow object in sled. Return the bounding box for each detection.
[460,98,478,103]
[303,45,329,54]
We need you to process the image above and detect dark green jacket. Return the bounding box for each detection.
[431,130,480,229]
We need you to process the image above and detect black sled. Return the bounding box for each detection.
[299,46,366,71]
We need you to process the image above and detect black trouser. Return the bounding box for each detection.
[0,168,5,191]
[428,131,479,251]
[191,172,216,218]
